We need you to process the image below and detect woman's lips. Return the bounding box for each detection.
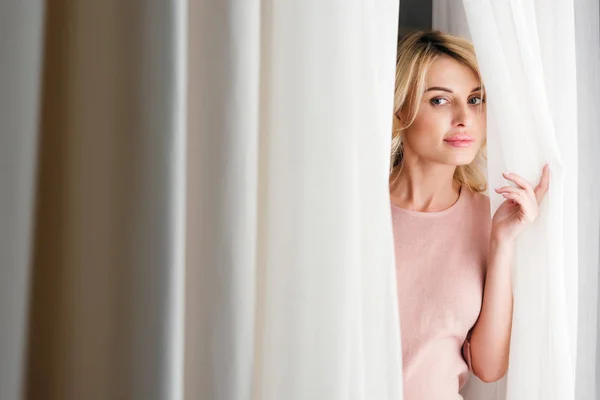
[444,134,475,148]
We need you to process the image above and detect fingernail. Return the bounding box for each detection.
[502,172,510,176]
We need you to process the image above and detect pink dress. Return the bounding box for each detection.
[391,186,491,399]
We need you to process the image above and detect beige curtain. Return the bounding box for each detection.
[2,1,187,399]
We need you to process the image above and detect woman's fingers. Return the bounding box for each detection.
[501,192,526,207]
[501,192,535,222]
[497,165,548,225]
[502,165,550,204]
[495,186,525,196]
[534,164,550,204]
[502,172,535,197]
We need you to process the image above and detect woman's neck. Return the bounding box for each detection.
[390,163,460,212]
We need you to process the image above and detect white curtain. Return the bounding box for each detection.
[190,1,402,399]
[0,1,403,400]
[433,1,600,399]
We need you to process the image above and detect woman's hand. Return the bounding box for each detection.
[491,165,550,243]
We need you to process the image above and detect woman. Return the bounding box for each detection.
[389,31,550,399]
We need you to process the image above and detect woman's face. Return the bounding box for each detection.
[401,55,486,167]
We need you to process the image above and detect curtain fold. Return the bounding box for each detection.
[574,0,600,399]
[0,2,45,400]
[187,0,261,398]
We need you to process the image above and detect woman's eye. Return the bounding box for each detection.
[469,96,483,105]
[430,97,449,106]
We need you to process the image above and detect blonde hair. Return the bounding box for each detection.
[390,30,487,193]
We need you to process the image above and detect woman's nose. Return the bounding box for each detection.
[453,103,473,127]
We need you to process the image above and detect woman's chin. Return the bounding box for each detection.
[444,155,477,166]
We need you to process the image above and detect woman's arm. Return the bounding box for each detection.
[469,236,514,382]
[468,165,550,383]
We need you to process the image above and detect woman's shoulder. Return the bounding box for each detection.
[463,187,492,221]
[463,188,493,255]
[471,190,491,213]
